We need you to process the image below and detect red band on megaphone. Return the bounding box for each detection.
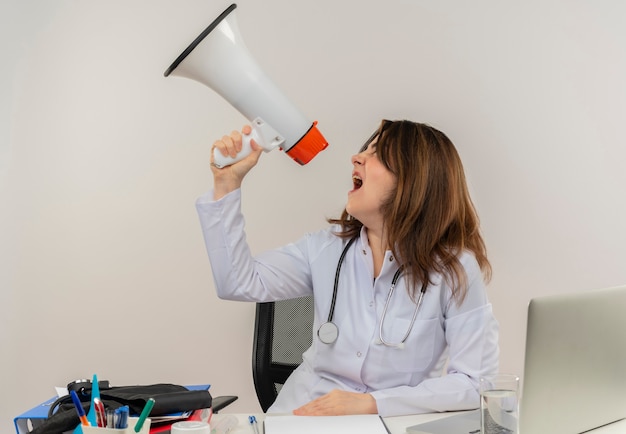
[286,121,329,165]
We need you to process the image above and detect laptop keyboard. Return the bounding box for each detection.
[483,411,515,434]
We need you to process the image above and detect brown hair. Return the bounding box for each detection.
[328,119,491,303]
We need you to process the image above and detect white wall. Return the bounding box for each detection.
[2,0,626,431]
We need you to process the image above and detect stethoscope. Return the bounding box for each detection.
[317,237,427,349]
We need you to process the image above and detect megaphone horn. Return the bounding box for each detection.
[164,3,328,168]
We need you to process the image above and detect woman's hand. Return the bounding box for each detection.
[293,390,378,416]
[211,125,263,200]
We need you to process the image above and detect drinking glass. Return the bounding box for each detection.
[480,374,520,434]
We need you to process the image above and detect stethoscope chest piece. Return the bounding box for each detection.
[317,321,339,344]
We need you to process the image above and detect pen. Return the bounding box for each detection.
[134,398,155,433]
[70,390,90,426]
[106,408,115,429]
[94,397,106,427]
[248,415,260,434]
[116,406,129,429]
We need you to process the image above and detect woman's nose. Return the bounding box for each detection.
[351,153,363,165]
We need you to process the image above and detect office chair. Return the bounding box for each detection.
[252,296,314,412]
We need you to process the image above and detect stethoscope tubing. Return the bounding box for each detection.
[326,237,357,323]
[319,236,426,348]
[377,281,426,348]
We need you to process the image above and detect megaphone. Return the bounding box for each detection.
[164,3,328,168]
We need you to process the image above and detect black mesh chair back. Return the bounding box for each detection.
[252,296,314,412]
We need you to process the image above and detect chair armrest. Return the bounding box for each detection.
[212,395,239,413]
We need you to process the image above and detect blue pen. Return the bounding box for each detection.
[70,390,90,426]
[248,415,260,434]
[116,406,129,429]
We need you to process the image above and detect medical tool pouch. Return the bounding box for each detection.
[29,382,212,434]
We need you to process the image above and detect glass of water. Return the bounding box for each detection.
[480,374,520,434]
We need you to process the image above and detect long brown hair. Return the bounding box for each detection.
[328,119,491,304]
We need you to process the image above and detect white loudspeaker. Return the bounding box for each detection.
[165,3,328,168]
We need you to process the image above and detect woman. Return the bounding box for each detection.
[196,120,499,417]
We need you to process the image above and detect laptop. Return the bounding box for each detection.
[407,285,626,434]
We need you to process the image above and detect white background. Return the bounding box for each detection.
[2,1,626,432]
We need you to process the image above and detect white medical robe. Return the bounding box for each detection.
[196,189,499,417]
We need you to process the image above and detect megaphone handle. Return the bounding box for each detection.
[212,118,285,168]
[213,134,255,168]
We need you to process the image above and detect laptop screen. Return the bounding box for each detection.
[520,285,626,434]
[407,285,626,434]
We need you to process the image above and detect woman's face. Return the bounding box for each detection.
[346,140,397,230]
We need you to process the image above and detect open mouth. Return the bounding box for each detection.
[352,175,363,190]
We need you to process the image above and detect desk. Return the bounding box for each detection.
[216,412,626,434]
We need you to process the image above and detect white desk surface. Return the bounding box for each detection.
[217,412,626,434]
